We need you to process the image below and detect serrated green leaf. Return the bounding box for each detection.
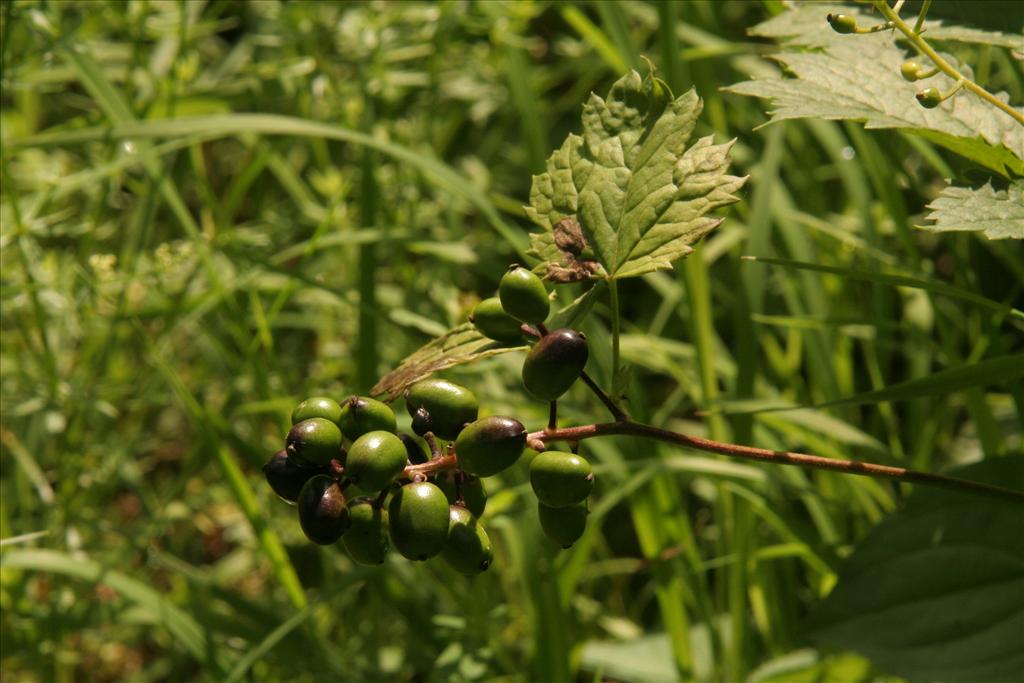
[725,3,1024,176]
[525,70,746,281]
[807,458,1024,683]
[920,180,1024,239]
[370,323,525,401]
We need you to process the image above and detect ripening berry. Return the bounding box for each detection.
[530,451,594,508]
[538,500,588,548]
[388,482,450,560]
[338,396,397,441]
[521,328,589,401]
[471,297,526,343]
[287,417,343,466]
[263,449,325,503]
[345,431,408,492]
[441,506,493,575]
[499,264,550,325]
[399,433,429,465]
[297,475,350,545]
[404,379,479,440]
[291,396,343,425]
[455,416,527,477]
[342,500,389,566]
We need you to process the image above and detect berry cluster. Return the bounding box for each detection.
[263,264,596,572]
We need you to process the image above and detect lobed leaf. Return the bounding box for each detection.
[725,3,1024,177]
[920,180,1024,239]
[526,70,746,281]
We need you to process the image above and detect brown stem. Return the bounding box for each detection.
[579,370,629,422]
[529,422,1024,505]
[548,400,558,431]
[403,454,457,479]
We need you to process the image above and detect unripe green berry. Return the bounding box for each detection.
[388,481,450,560]
[471,297,525,343]
[455,416,527,477]
[399,433,429,465]
[900,60,923,82]
[827,13,857,34]
[499,264,550,325]
[441,506,493,575]
[291,396,343,425]
[436,471,488,518]
[342,500,389,565]
[538,500,588,548]
[530,451,594,508]
[338,396,397,441]
[916,87,943,108]
[297,475,350,545]
[404,379,478,440]
[263,449,325,503]
[345,431,408,492]
[287,418,343,466]
[521,328,589,401]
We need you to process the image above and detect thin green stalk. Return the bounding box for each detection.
[873,0,1024,124]
[608,278,623,399]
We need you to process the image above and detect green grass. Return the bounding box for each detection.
[2,2,1022,682]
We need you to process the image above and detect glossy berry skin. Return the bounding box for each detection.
[900,60,923,82]
[404,379,478,440]
[455,416,527,477]
[399,433,429,465]
[471,297,525,343]
[499,264,549,325]
[538,500,588,548]
[345,431,408,492]
[436,471,487,518]
[521,328,589,401]
[338,396,397,441]
[826,13,857,34]
[291,396,343,425]
[388,482,451,560]
[530,451,594,508]
[342,500,389,565]
[297,475,350,545]
[441,506,493,575]
[263,449,325,503]
[916,87,943,109]
[287,418,344,466]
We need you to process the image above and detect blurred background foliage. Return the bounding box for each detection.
[1,1,1021,682]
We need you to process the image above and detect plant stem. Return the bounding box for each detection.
[912,0,931,34]
[872,0,1024,124]
[579,370,629,421]
[400,421,1024,504]
[609,278,622,397]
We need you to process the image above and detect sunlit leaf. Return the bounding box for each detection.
[920,180,1024,239]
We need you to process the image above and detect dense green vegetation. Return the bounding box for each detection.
[2,2,1022,682]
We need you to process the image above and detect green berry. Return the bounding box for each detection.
[521,328,589,401]
[900,60,923,82]
[338,396,397,441]
[287,418,343,466]
[342,500,389,565]
[441,506,493,575]
[388,481,450,560]
[455,416,527,477]
[471,297,525,343]
[345,430,408,493]
[916,87,943,108]
[297,475,350,545]
[827,13,857,34]
[399,433,429,465]
[436,471,488,518]
[404,379,478,440]
[263,449,326,503]
[530,451,594,508]
[538,500,588,548]
[499,264,550,325]
[291,396,343,425]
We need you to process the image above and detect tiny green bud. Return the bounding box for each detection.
[827,13,858,34]
[916,87,943,109]
[900,60,924,82]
